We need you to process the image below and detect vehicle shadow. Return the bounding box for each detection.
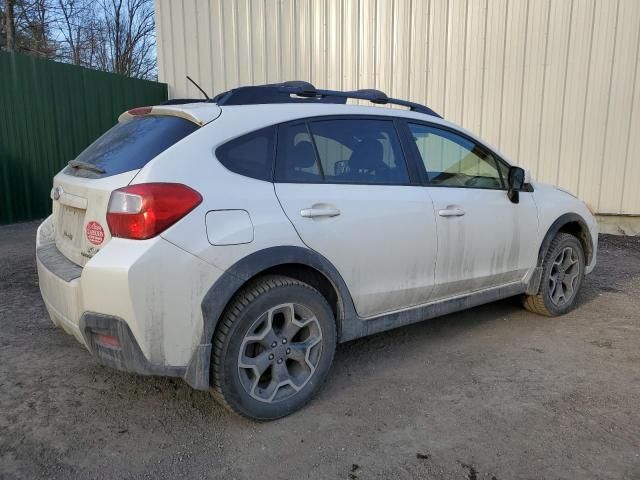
[80,267,630,426]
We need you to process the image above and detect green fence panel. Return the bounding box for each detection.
[0,52,168,224]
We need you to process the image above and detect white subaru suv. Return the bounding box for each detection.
[36,82,597,420]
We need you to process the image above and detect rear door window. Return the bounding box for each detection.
[275,118,410,185]
[65,115,199,178]
[274,123,323,182]
[309,119,409,184]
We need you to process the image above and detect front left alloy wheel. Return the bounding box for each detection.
[210,275,336,420]
[523,232,586,316]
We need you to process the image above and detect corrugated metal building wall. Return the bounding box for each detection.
[155,0,640,221]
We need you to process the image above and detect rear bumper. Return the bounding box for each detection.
[36,215,223,389]
[79,312,185,377]
[36,230,86,346]
[36,231,185,379]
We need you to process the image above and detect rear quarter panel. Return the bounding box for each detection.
[130,110,306,272]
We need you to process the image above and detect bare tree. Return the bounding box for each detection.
[57,0,81,63]
[2,0,56,56]
[56,0,96,65]
[21,0,54,55]
[4,0,16,51]
[95,0,156,78]
[1,0,157,79]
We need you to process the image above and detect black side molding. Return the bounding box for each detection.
[339,282,526,342]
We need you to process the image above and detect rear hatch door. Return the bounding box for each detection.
[52,171,138,266]
[50,108,212,266]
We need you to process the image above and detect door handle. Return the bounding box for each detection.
[438,207,465,217]
[300,207,341,218]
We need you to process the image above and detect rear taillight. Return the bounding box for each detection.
[107,183,202,240]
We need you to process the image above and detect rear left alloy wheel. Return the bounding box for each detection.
[210,275,337,420]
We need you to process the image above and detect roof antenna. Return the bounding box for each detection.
[186,75,211,100]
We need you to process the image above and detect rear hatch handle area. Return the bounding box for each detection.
[50,185,88,210]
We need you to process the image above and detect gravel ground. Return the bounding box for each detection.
[1,221,639,480]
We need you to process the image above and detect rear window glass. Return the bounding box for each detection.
[65,115,199,177]
[215,126,276,181]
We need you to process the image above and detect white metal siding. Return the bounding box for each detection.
[156,0,640,215]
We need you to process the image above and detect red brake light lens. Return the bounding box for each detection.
[127,106,153,116]
[107,183,202,240]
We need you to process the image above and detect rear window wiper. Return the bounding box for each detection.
[68,159,106,174]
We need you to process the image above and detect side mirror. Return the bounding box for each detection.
[507,166,525,204]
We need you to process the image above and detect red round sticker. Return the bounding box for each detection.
[86,221,105,245]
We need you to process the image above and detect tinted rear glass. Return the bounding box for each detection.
[275,118,409,185]
[65,115,199,178]
[215,126,276,181]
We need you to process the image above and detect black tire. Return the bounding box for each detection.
[523,233,586,316]
[210,275,337,421]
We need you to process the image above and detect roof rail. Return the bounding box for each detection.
[212,81,442,117]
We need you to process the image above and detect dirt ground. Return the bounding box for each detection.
[0,221,639,480]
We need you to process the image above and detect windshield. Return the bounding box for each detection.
[64,115,199,178]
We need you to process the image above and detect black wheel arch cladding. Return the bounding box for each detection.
[184,246,356,390]
[540,213,593,266]
[526,212,594,295]
[200,246,356,341]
